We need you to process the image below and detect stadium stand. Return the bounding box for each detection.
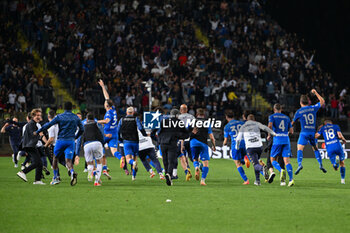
[0,0,349,121]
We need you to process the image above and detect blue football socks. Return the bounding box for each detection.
[314,150,323,168]
[237,166,248,182]
[114,151,122,160]
[272,160,282,172]
[297,150,303,167]
[202,166,209,179]
[53,169,58,179]
[340,167,346,179]
[286,163,293,181]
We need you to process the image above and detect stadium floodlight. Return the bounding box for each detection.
[142,80,153,111]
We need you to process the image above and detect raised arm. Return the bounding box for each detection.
[311,89,325,106]
[1,123,9,133]
[98,79,110,100]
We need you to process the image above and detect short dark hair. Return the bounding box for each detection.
[300,95,309,105]
[64,101,73,111]
[247,114,255,121]
[106,99,114,108]
[324,119,333,125]
[27,112,32,120]
[274,103,282,111]
[86,112,94,120]
[225,110,234,118]
[31,108,42,118]
[196,108,205,116]
[48,109,56,119]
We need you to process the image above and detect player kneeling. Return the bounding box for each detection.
[316,120,347,184]
[82,113,105,186]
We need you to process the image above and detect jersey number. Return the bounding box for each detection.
[278,120,285,131]
[303,113,314,125]
[230,125,241,137]
[112,115,117,125]
[325,129,335,140]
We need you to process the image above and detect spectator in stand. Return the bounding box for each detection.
[330,96,338,118]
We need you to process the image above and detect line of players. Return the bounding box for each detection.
[224,89,347,186]
[13,83,346,186]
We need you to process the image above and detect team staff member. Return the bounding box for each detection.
[236,114,277,186]
[1,117,22,167]
[158,109,189,186]
[16,109,45,185]
[138,130,165,180]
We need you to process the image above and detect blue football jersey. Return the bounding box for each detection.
[318,124,342,150]
[104,106,118,134]
[293,102,321,132]
[224,120,245,148]
[268,113,291,145]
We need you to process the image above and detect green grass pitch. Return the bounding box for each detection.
[0,157,349,233]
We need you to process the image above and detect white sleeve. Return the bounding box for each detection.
[257,122,276,136]
[48,126,55,138]
[235,125,244,149]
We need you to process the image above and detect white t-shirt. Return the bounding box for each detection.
[36,123,43,147]
[18,95,26,104]
[48,124,59,146]
[138,130,154,151]
[236,120,276,149]
[8,93,16,104]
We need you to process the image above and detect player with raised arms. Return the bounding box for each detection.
[97,79,120,178]
[292,89,327,175]
[315,120,347,184]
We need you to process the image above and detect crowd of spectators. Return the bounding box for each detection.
[1,0,349,120]
[0,2,56,116]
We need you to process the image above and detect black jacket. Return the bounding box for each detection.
[81,121,104,145]
[190,118,209,145]
[158,117,189,145]
[22,120,40,148]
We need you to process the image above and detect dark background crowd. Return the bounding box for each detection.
[0,0,349,123]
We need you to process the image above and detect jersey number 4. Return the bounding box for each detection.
[279,120,285,131]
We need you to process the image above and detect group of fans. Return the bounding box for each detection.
[1,82,347,186]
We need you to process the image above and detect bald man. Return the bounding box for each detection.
[116,107,147,180]
[178,104,195,180]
